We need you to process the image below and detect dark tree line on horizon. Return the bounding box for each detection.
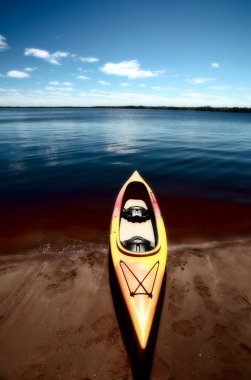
[1,105,251,113]
[91,106,251,113]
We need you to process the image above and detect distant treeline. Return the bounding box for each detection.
[90,106,251,113]
[1,105,251,113]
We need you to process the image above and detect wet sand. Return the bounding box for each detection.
[0,238,251,379]
[1,193,251,254]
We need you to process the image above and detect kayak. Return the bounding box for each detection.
[110,170,168,350]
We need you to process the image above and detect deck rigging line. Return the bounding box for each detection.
[119,260,159,298]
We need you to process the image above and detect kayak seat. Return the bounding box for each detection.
[121,206,151,223]
[122,236,155,253]
[120,199,156,248]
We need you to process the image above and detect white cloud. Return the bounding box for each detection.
[120,82,131,87]
[46,86,73,92]
[24,67,36,71]
[77,67,92,72]
[152,86,167,91]
[208,85,230,91]
[0,35,9,51]
[99,80,110,86]
[0,88,20,93]
[53,51,69,59]
[152,86,177,91]
[24,48,70,65]
[79,57,99,63]
[186,77,215,84]
[49,81,73,86]
[139,83,146,88]
[211,62,220,69]
[100,60,164,79]
[25,48,50,59]
[7,70,30,78]
[77,75,90,80]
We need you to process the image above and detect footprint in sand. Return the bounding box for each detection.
[193,275,220,314]
[238,342,251,362]
[216,342,235,364]
[211,369,242,380]
[190,248,204,258]
[239,342,251,355]
[217,283,251,310]
[45,268,77,297]
[214,323,240,340]
[169,279,186,303]
[92,315,114,333]
[172,316,206,337]
[21,362,45,379]
[0,264,18,274]
[193,315,206,330]
[168,252,188,274]
[86,315,120,347]
[168,278,190,317]
[80,249,106,268]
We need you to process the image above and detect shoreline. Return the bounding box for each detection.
[1,192,251,255]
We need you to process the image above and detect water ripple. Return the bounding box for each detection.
[0,108,251,203]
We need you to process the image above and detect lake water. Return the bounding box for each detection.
[1,107,251,203]
[0,107,251,250]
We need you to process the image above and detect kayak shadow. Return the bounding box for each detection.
[109,251,166,380]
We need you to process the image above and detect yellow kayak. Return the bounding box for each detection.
[110,170,168,350]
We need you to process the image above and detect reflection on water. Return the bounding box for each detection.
[0,108,251,203]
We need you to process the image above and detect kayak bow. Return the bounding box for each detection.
[110,171,168,350]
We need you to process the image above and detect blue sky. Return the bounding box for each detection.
[1,0,251,107]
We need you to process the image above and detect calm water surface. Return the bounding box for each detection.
[0,107,251,203]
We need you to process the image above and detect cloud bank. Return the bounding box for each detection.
[0,88,242,108]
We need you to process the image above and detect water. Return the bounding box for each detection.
[1,107,251,204]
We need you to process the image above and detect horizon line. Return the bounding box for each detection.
[0,105,251,113]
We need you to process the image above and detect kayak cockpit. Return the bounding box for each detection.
[119,182,158,253]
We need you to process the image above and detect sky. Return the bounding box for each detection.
[1,0,251,107]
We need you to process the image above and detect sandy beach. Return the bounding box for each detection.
[0,237,251,380]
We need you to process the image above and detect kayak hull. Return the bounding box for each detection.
[110,171,168,350]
